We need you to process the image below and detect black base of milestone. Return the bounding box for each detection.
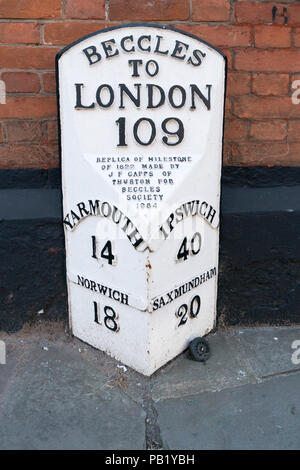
[0,166,299,333]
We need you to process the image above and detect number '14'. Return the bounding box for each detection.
[91,236,115,265]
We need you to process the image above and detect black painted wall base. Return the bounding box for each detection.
[1,167,300,333]
[0,219,67,332]
[219,212,300,326]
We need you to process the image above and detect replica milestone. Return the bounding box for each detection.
[57,24,226,375]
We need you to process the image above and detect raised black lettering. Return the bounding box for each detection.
[171,40,189,60]
[119,83,141,108]
[82,45,101,65]
[101,39,119,58]
[120,35,135,52]
[168,85,186,108]
[190,84,212,110]
[128,59,143,77]
[96,84,114,108]
[187,49,206,66]
[74,83,95,109]
[137,35,151,52]
[154,35,169,55]
[147,84,165,108]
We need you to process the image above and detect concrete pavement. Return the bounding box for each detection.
[0,322,300,450]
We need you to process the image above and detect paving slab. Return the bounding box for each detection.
[152,327,300,402]
[0,341,19,397]
[0,328,146,450]
[151,330,257,402]
[1,324,300,450]
[156,372,300,450]
[231,327,300,378]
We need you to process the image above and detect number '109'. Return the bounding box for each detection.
[116,117,184,147]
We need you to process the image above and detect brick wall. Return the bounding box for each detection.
[0,0,300,169]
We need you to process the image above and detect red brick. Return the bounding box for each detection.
[235,2,288,25]
[46,121,58,142]
[2,72,40,93]
[290,5,300,26]
[225,105,231,120]
[222,49,232,69]
[0,97,57,119]
[66,0,105,19]
[192,0,230,22]
[224,119,248,142]
[43,72,56,94]
[231,141,300,166]
[44,22,119,45]
[109,0,190,21]
[288,142,300,164]
[234,96,300,119]
[294,28,300,47]
[0,0,61,19]
[252,73,289,96]
[6,121,42,142]
[223,142,233,165]
[0,46,59,70]
[254,26,291,48]
[225,96,232,119]
[235,49,300,72]
[235,4,300,25]
[250,121,287,141]
[0,143,58,169]
[291,73,300,83]
[227,72,251,96]
[0,124,3,143]
[289,121,300,141]
[0,22,40,44]
[175,24,251,47]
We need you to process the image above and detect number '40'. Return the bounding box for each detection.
[177,232,202,262]
[116,117,184,147]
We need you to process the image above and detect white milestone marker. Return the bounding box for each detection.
[57,24,226,375]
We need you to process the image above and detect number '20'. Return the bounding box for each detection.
[116,117,184,147]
